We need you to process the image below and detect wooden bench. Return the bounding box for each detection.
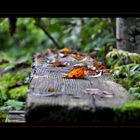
[25,52,132,124]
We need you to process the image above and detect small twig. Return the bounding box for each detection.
[35,18,61,49]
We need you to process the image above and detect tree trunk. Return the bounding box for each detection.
[116,18,140,54]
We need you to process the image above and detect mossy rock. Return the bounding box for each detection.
[113,100,140,122]
[8,86,28,101]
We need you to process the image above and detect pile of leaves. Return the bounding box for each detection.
[35,48,111,79]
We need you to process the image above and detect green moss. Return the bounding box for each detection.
[113,100,140,122]
[0,72,27,85]
[0,72,28,104]
[0,110,7,122]
[0,72,27,92]
[8,86,28,101]
[114,100,140,111]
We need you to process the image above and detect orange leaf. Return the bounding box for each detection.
[59,48,72,55]
[65,67,85,79]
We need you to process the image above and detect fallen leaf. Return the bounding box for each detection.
[52,60,65,67]
[65,67,85,79]
[48,88,56,92]
[59,48,72,55]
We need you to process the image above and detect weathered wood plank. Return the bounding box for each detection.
[25,52,133,123]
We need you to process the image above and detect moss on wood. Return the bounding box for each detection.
[113,100,140,122]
